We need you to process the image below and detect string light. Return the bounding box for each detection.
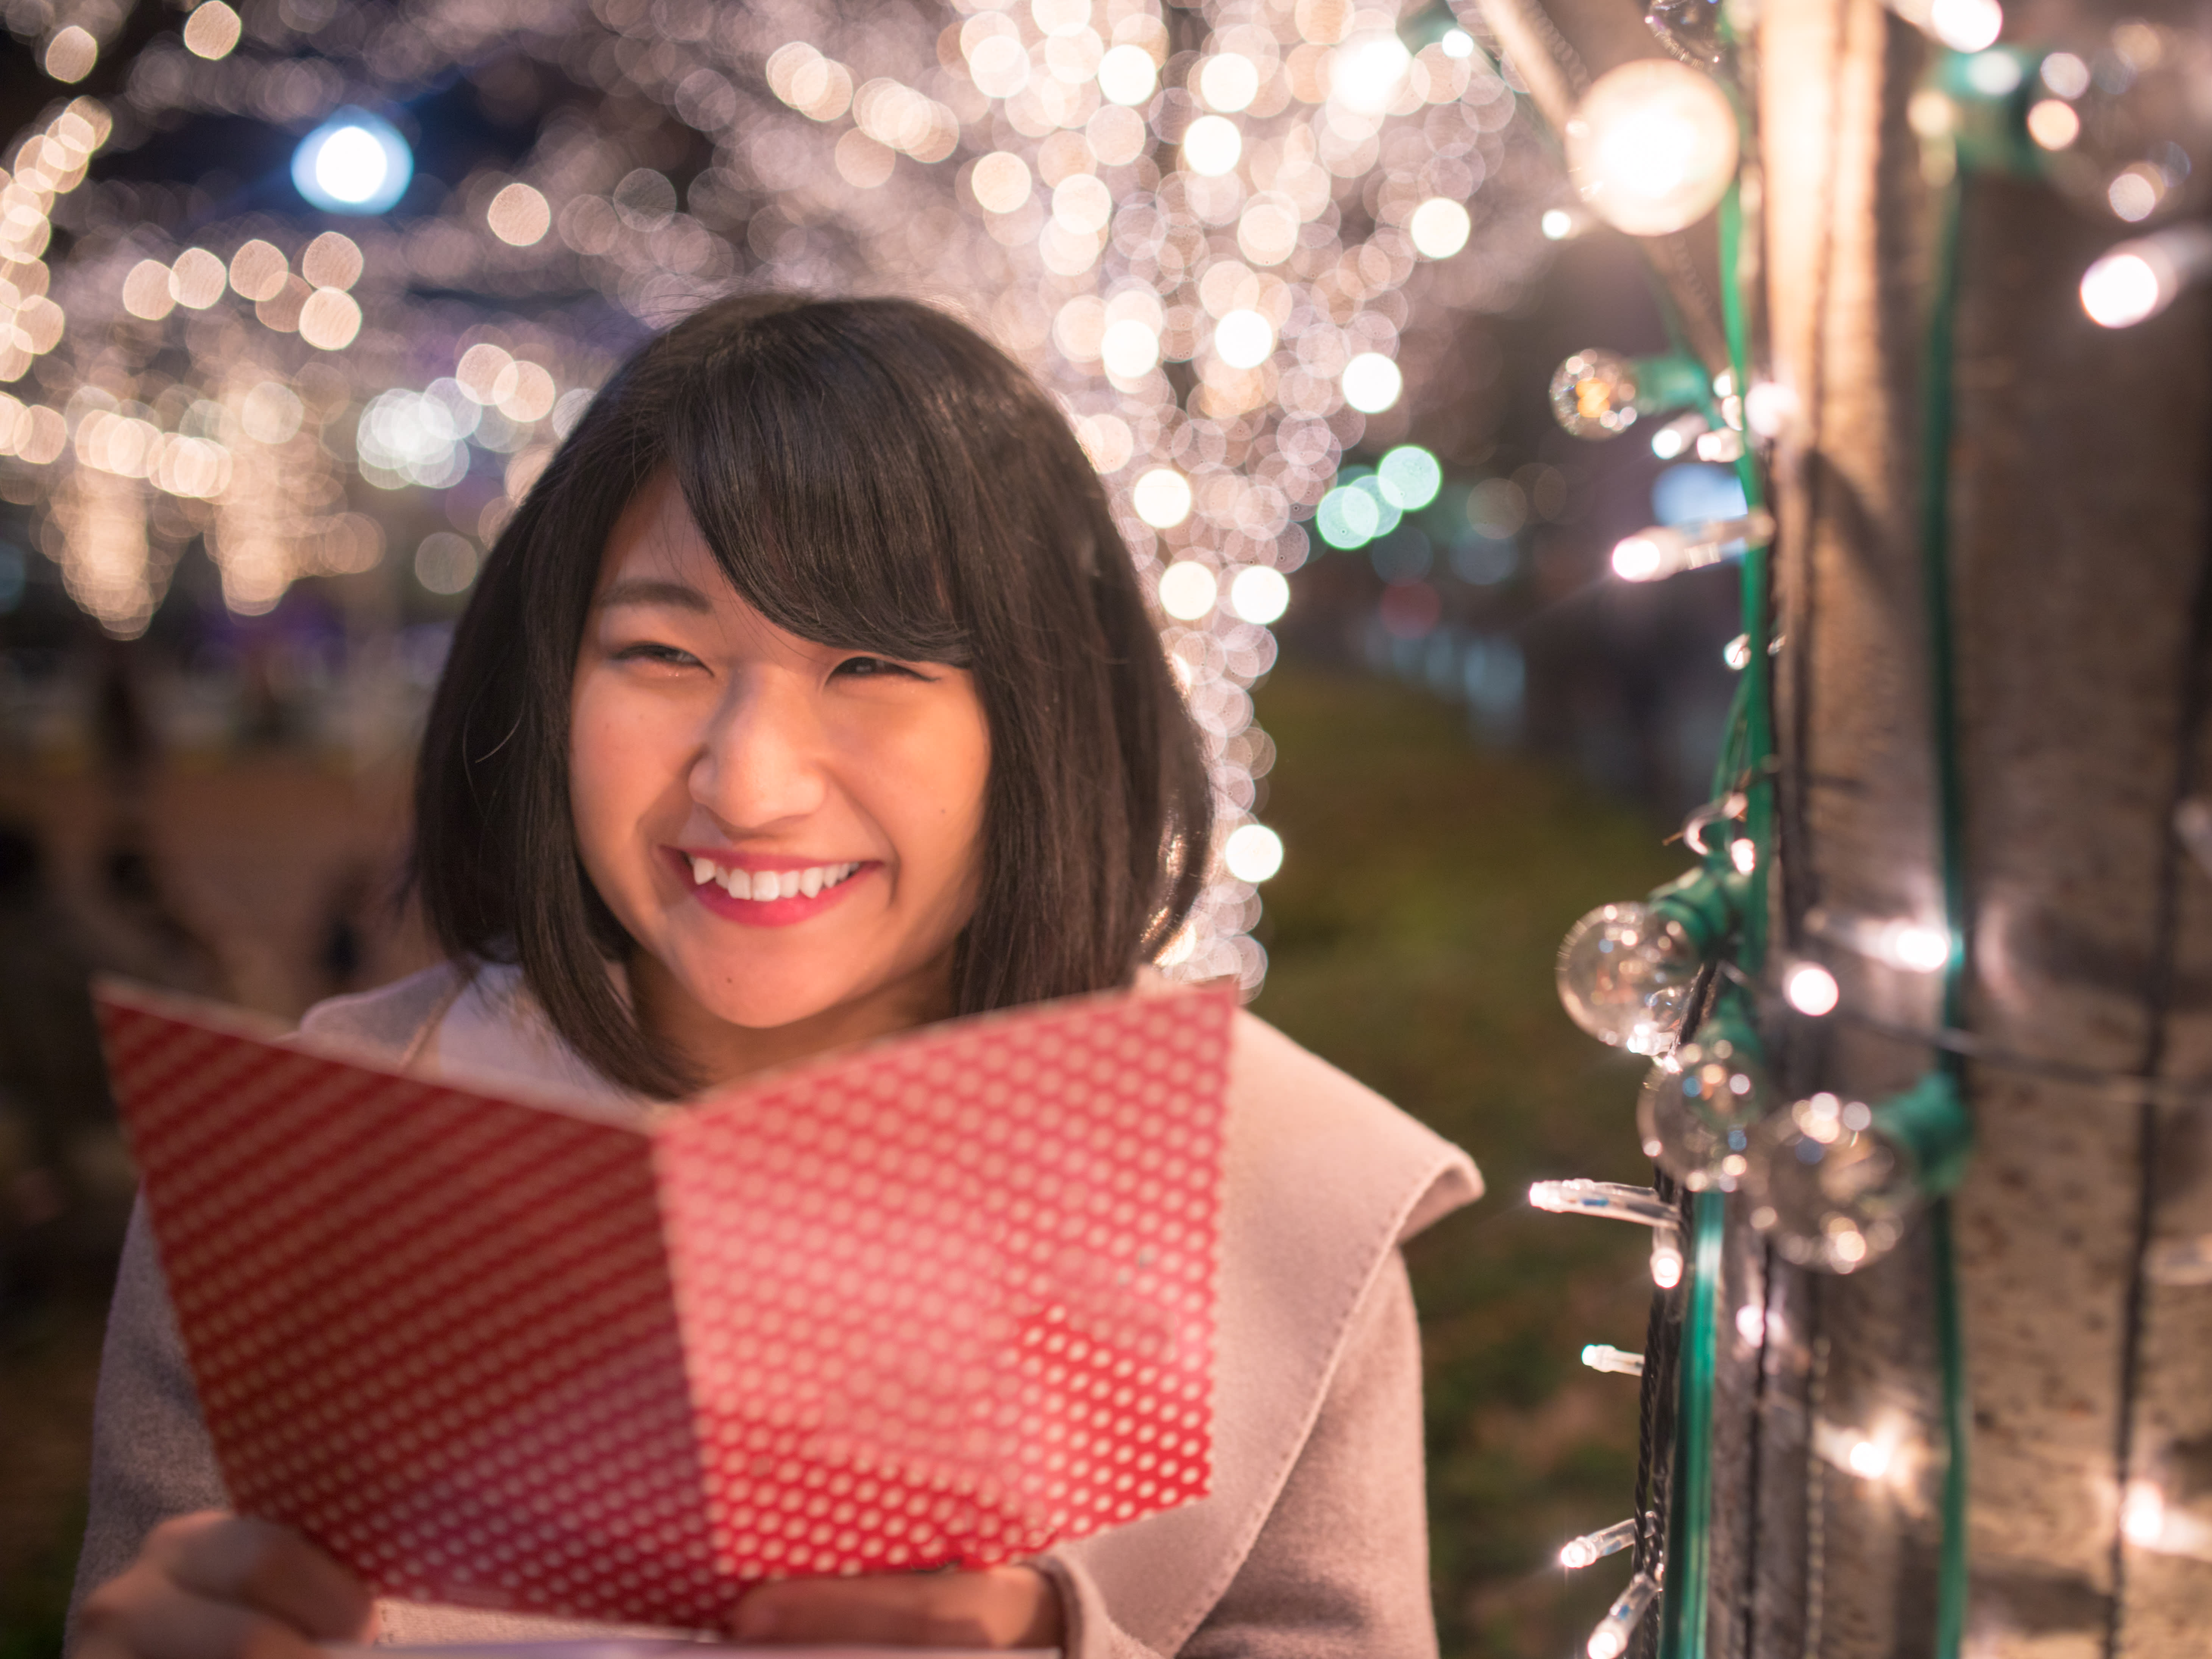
[1881,0,2005,51]
[1548,349,1708,439]
[1636,1003,1771,1191]
[1803,906,1951,973]
[1586,1571,1662,1659]
[1554,902,1702,1053]
[2080,224,2212,327]
[1649,410,1710,458]
[1560,1518,1638,1569]
[1529,1179,1678,1227]
[2120,1481,2165,1547]
[1610,510,1776,583]
[1581,1344,1646,1377]
[1563,60,1739,237]
[1744,1074,1971,1274]
[1649,1220,1685,1288]
[1782,961,1841,1016]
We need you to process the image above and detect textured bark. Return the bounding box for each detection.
[1756,0,2212,1653]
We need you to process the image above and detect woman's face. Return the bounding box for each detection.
[569,472,991,1064]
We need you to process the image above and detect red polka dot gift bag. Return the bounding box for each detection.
[93,979,1235,1632]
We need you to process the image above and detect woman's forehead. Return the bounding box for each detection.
[601,471,714,583]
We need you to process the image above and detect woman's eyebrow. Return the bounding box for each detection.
[597,577,714,613]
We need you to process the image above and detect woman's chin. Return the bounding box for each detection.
[654,946,897,1037]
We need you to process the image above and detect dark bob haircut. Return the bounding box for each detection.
[412,293,1213,1097]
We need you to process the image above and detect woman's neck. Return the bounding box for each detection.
[627,946,958,1092]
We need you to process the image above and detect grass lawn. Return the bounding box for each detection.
[1250,664,1685,1659]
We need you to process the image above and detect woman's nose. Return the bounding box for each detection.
[689,677,831,831]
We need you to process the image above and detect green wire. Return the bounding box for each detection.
[1656,168,1772,1659]
[1658,1192,1725,1659]
[1917,168,1970,1659]
[1716,178,1774,978]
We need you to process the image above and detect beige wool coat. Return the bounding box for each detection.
[70,964,1482,1657]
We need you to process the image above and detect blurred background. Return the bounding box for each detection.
[0,0,1747,1652]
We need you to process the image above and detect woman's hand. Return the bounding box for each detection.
[732,1563,1063,1648]
[75,1510,376,1659]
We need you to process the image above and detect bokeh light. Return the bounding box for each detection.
[0,0,1569,993]
[292,110,413,214]
[1158,560,1219,620]
[1564,60,1739,236]
[1342,352,1404,413]
[183,2,243,60]
[1223,823,1284,883]
[1229,565,1290,624]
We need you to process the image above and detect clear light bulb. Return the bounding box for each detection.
[1554,901,1701,1053]
[1565,59,1740,236]
[1611,511,1776,582]
[1636,1027,1772,1190]
[1549,349,1710,440]
[1549,349,1641,438]
[2032,25,2212,225]
[1644,0,1725,65]
[1744,1092,1911,1273]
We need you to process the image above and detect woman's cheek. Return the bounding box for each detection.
[569,672,665,911]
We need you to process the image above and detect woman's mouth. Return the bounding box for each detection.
[671,850,874,927]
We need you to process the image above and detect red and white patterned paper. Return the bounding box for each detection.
[95,980,1234,1632]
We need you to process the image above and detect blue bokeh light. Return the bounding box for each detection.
[293,109,412,214]
[1652,462,1749,526]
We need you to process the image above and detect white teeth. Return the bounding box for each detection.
[693,859,864,900]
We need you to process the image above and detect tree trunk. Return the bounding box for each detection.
[1741,0,2212,1654]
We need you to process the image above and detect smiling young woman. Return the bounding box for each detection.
[567,472,994,1080]
[70,296,1481,1659]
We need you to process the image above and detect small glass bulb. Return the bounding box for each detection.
[1744,1092,1913,1273]
[1549,349,1641,438]
[1636,1034,1771,1190]
[1554,901,1700,1053]
[1564,59,1740,237]
[1644,0,1725,65]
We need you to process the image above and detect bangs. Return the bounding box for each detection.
[662,304,983,668]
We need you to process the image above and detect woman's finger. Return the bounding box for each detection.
[77,1558,326,1659]
[732,1565,1061,1648]
[151,1512,376,1642]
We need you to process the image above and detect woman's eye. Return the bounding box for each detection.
[833,655,922,680]
[613,642,701,667]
